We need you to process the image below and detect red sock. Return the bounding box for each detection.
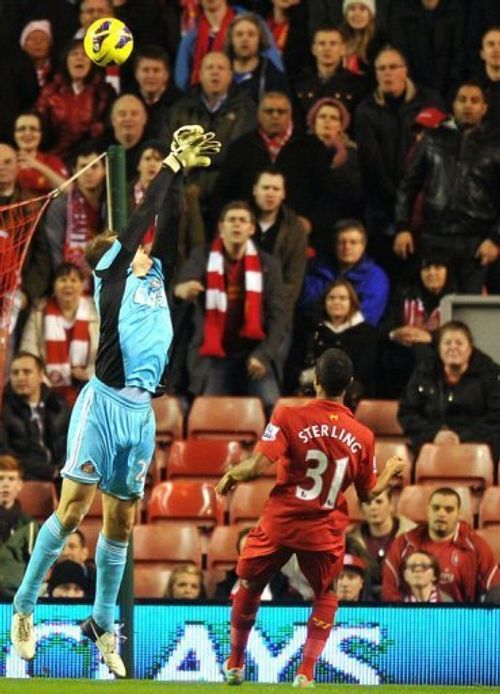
[297,592,338,680]
[228,583,261,669]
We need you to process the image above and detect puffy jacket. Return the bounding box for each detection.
[398,348,500,459]
[382,521,500,603]
[0,384,71,480]
[299,254,390,326]
[395,121,500,242]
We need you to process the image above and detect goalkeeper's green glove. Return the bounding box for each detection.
[164,125,222,172]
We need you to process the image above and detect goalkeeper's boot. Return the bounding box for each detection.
[292,674,316,688]
[11,612,35,661]
[81,616,126,678]
[223,657,244,685]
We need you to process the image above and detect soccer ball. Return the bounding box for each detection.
[83,17,133,67]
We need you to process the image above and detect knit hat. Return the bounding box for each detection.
[20,20,52,49]
[343,0,376,15]
[414,107,447,130]
[343,554,366,576]
[48,560,89,596]
[306,97,351,133]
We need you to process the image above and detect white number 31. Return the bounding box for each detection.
[296,449,349,509]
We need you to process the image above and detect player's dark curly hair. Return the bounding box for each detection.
[314,348,353,397]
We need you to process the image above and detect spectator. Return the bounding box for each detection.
[13,111,68,195]
[44,142,107,275]
[251,167,307,328]
[299,279,380,403]
[0,455,39,600]
[47,559,91,598]
[265,0,309,79]
[60,528,96,597]
[165,52,257,217]
[379,251,454,397]
[213,92,343,235]
[165,564,206,599]
[76,0,114,38]
[0,143,52,306]
[20,263,99,407]
[214,527,299,600]
[340,0,389,79]
[355,46,443,271]
[389,0,466,101]
[337,553,367,602]
[24,1,80,58]
[474,28,500,126]
[0,352,71,481]
[175,0,282,91]
[225,13,288,104]
[401,550,454,603]
[35,39,116,163]
[467,0,500,76]
[299,219,389,327]
[174,201,286,415]
[394,80,499,293]
[293,27,369,127]
[305,97,363,252]
[398,320,500,460]
[348,487,416,600]
[309,0,392,36]
[383,487,500,602]
[128,46,182,139]
[19,20,55,90]
[101,93,152,180]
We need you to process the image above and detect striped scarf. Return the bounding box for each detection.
[199,237,265,357]
[259,122,293,162]
[190,6,235,85]
[44,297,91,387]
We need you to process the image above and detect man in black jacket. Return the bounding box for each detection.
[393,80,499,292]
[0,353,70,481]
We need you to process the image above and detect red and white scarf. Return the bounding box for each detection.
[403,298,440,330]
[404,587,440,603]
[259,122,293,162]
[44,296,91,387]
[133,181,156,246]
[190,6,235,85]
[65,186,101,276]
[199,237,265,357]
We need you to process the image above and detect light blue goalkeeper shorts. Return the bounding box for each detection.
[60,377,155,499]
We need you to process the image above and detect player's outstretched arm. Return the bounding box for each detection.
[215,452,274,496]
[359,456,406,503]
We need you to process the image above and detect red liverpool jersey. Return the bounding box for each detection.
[255,400,377,551]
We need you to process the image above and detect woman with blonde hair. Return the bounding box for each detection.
[340,0,388,77]
[165,564,206,599]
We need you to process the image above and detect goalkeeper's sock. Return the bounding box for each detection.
[228,583,262,669]
[14,513,71,614]
[92,533,128,633]
[297,592,338,680]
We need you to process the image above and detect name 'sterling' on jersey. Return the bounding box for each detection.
[297,424,362,453]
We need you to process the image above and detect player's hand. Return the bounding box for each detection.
[165,125,222,171]
[393,231,415,259]
[215,471,238,496]
[384,455,406,479]
[247,356,267,380]
[475,239,499,266]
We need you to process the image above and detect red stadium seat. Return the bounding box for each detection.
[356,400,403,438]
[207,526,240,572]
[78,522,101,559]
[187,396,266,445]
[229,479,275,528]
[17,481,57,522]
[396,485,473,525]
[133,524,202,597]
[152,395,184,445]
[415,444,494,513]
[147,481,224,528]
[476,527,500,564]
[273,397,313,412]
[167,439,242,482]
[479,487,500,528]
[375,440,412,487]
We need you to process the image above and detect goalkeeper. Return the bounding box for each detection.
[11,126,221,678]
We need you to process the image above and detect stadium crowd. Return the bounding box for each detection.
[0,0,499,605]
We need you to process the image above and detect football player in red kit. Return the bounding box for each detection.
[216,348,405,688]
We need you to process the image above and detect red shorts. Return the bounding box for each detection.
[236,525,344,597]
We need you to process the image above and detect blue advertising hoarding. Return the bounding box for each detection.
[0,602,498,685]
